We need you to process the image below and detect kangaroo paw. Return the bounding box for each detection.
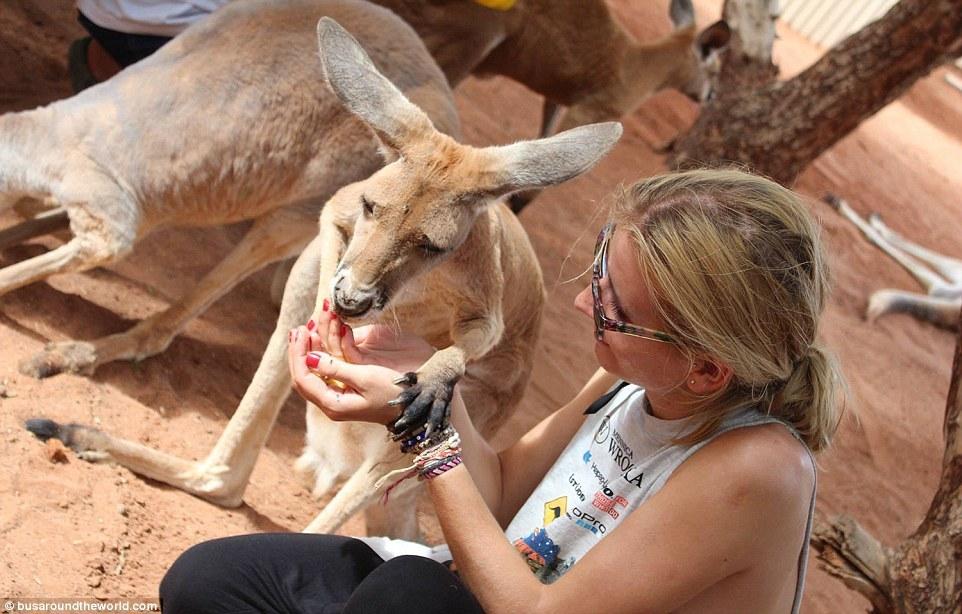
[19,341,98,379]
[388,371,456,439]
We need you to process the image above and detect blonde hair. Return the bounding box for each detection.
[611,168,844,452]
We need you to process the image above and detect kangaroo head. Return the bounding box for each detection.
[317,18,622,319]
[657,0,731,103]
[670,21,732,103]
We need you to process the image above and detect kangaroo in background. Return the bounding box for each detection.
[28,18,623,539]
[375,0,729,212]
[825,194,961,329]
[0,0,458,379]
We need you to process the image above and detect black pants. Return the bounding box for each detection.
[159,533,484,614]
[77,11,172,67]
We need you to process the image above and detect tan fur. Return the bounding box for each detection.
[827,195,961,329]
[0,0,458,378]
[27,16,622,539]
[375,0,729,137]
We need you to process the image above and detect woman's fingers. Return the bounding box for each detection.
[326,307,344,359]
[339,324,364,364]
[305,350,363,389]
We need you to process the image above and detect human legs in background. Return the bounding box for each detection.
[159,533,484,614]
[69,10,172,91]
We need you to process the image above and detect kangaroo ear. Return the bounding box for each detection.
[669,0,695,30]
[316,17,433,151]
[696,21,731,59]
[479,122,623,196]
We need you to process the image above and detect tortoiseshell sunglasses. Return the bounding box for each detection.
[592,223,677,344]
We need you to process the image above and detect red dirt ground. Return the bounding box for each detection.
[1,1,960,611]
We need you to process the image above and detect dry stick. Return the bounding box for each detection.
[0,209,69,251]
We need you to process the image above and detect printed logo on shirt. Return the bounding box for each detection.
[568,474,586,502]
[594,416,611,444]
[568,507,608,535]
[543,496,568,526]
[514,528,560,573]
[591,487,628,519]
[582,450,592,463]
[599,428,645,489]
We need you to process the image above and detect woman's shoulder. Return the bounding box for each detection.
[690,423,814,513]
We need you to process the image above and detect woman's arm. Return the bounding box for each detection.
[287,319,616,523]
[428,424,814,614]
[449,366,619,526]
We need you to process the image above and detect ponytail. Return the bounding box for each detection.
[769,345,844,452]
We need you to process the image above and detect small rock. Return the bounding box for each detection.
[44,439,70,464]
[86,575,102,588]
[117,505,128,517]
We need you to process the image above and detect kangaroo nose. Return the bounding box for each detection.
[332,280,374,317]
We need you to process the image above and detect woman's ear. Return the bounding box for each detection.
[687,357,733,395]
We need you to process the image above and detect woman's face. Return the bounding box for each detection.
[574,229,693,402]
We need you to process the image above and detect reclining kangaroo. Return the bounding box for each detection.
[825,195,961,329]
[0,0,462,379]
[2,0,724,377]
[28,18,622,538]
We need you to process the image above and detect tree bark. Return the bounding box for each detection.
[716,0,779,89]
[812,304,962,612]
[669,0,962,186]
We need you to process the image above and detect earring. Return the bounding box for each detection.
[689,379,696,385]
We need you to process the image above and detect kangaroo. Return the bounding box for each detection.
[825,194,961,329]
[375,0,730,141]
[0,0,459,379]
[27,18,622,539]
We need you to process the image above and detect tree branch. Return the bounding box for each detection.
[811,514,893,613]
[941,304,962,468]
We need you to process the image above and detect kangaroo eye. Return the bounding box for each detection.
[361,196,375,216]
[419,242,445,256]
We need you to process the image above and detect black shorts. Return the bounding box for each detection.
[159,533,484,613]
[77,10,172,67]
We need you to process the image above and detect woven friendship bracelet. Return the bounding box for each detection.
[375,426,462,500]
[420,455,463,480]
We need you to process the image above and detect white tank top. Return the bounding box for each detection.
[503,383,815,613]
[78,0,231,36]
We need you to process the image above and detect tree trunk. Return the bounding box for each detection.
[812,304,962,613]
[669,0,962,186]
[716,0,779,89]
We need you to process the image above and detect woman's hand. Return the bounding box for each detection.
[287,300,436,424]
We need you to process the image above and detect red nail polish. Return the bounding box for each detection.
[306,353,320,369]
[339,324,347,337]
[322,299,330,312]
[306,319,315,331]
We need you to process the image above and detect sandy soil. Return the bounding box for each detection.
[1,1,961,611]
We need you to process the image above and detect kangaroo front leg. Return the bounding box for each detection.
[25,236,324,506]
[0,237,104,295]
[867,289,962,329]
[391,313,503,437]
[302,454,421,537]
[868,213,962,291]
[828,196,947,293]
[20,209,317,378]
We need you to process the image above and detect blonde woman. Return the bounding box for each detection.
[161,169,843,613]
